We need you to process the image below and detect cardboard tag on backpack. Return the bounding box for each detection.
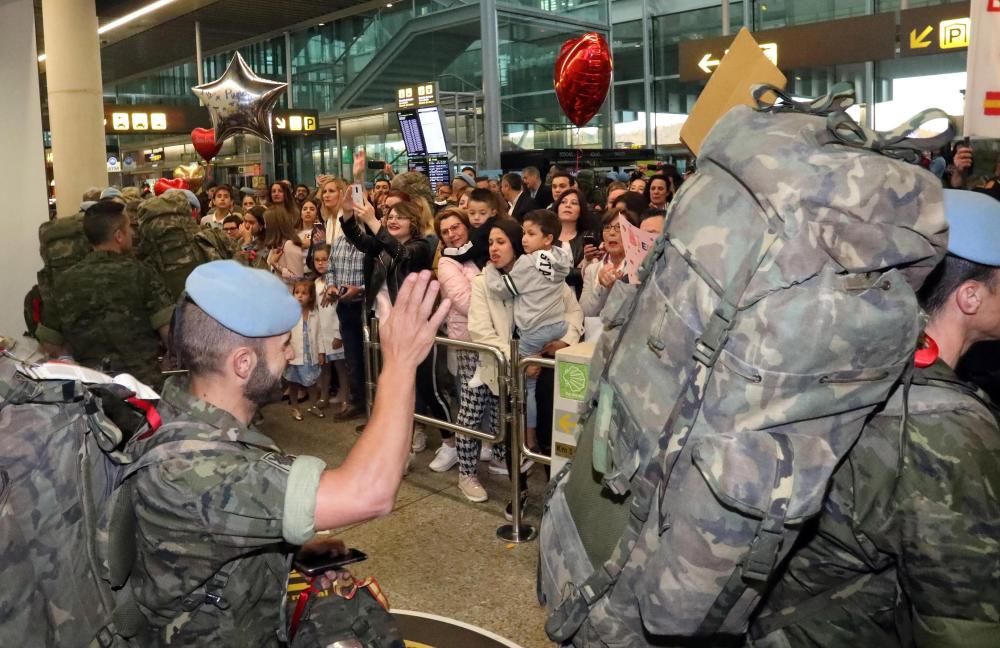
[680,28,787,155]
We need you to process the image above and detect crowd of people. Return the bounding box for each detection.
[32,151,679,512]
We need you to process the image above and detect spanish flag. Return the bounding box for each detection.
[966,1,1000,135]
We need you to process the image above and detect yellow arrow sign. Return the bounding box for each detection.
[698,53,721,74]
[274,116,287,129]
[910,25,933,49]
[559,413,576,435]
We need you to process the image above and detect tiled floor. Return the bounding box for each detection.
[262,405,553,648]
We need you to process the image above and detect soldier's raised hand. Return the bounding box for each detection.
[377,271,450,372]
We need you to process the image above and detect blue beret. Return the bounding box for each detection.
[100,187,122,200]
[185,261,301,337]
[943,189,1000,266]
[180,189,201,211]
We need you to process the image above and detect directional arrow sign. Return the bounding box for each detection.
[698,53,721,74]
[559,413,577,435]
[274,116,287,129]
[910,25,933,49]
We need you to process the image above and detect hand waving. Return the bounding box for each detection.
[377,271,450,372]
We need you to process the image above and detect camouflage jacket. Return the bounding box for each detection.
[117,376,327,647]
[751,359,1000,648]
[33,249,174,389]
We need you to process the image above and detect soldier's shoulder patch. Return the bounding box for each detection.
[260,452,296,472]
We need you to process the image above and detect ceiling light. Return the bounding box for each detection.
[97,0,178,35]
[37,0,179,61]
[386,2,393,6]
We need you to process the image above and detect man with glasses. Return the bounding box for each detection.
[222,214,244,240]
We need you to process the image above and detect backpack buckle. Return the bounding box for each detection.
[693,304,736,367]
[742,520,784,583]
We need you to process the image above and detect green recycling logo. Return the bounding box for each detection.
[558,362,589,401]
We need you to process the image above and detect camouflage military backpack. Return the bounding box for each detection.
[36,211,91,316]
[137,191,210,300]
[0,352,154,647]
[538,86,953,645]
[194,222,238,261]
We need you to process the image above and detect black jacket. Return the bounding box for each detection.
[340,216,434,313]
[509,192,538,223]
[530,184,553,209]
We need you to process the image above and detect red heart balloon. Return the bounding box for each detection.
[153,177,190,196]
[191,127,223,162]
[554,33,614,128]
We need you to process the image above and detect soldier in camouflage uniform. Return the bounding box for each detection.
[34,200,173,389]
[111,261,449,646]
[750,189,1000,647]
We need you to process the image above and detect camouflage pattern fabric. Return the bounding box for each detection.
[103,375,323,647]
[36,211,91,318]
[235,241,270,270]
[33,250,174,389]
[750,359,1000,648]
[0,354,140,648]
[194,223,238,261]
[137,192,210,300]
[539,100,950,645]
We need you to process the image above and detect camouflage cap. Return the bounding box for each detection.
[185,260,300,337]
[943,189,1000,266]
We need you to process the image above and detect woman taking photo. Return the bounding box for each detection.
[468,219,584,517]
[339,191,453,454]
[435,208,502,501]
[553,187,601,298]
[580,209,631,317]
[264,206,306,281]
[318,176,367,419]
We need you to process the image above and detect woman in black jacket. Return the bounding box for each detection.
[340,194,453,454]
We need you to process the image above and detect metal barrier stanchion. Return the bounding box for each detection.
[497,338,554,543]
[362,318,379,420]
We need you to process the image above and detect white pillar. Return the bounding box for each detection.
[41,0,107,218]
[0,0,47,343]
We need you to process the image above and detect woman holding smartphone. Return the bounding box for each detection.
[553,188,601,299]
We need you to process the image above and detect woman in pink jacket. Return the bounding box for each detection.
[434,208,504,502]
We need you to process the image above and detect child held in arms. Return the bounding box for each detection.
[484,209,570,452]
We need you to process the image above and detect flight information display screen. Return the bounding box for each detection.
[417,107,448,155]
[397,110,427,156]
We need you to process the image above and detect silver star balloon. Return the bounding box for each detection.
[191,52,287,143]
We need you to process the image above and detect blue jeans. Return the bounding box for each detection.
[518,320,568,429]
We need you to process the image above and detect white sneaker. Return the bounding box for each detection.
[458,475,488,502]
[520,456,535,475]
[428,443,458,472]
[488,458,509,476]
[479,443,494,461]
[411,428,427,453]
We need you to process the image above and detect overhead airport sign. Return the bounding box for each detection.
[679,13,895,81]
[900,2,971,57]
[397,83,438,109]
[103,104,319,135]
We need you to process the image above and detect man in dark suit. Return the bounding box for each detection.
[522,166,552,208]
[501,172,537,222]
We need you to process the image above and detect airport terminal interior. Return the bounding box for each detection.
[4,0,1000,646]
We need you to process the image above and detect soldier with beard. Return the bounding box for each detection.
[114,260,450,646]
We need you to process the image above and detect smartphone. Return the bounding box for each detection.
[351,183,365,206]
[294,548,368,576]
[583,231,600,248]
[367,160,385,170]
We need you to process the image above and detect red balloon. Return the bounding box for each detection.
[153,177,190,196]
[554,33,614,128]
[191,127,223,163]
